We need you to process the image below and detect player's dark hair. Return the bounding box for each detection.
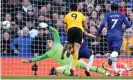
[48,37,54,41]
[111,2,119,11]
[70,4,77,11]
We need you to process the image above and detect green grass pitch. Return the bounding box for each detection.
[1,76,133,80]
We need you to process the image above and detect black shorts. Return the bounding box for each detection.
[67,27,82,44]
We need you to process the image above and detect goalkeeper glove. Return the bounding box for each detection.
[21,60,32,63]
[39,22,48,28]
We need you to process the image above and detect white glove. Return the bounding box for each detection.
[39,22,48,28]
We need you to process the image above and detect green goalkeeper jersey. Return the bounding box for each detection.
[32,27,72,66]
[31,27,107,76]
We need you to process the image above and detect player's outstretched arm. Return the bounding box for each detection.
[84,31,96,39]
[123,15,131,29]
[48,26,61,43]
[97,15,107,36]
[83,21,88,30]
[82,13,88,30]
[21,50,54,63]
[39,22,61,44]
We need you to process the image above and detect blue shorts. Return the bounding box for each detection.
[78,42,92,59]
[107,36,122,52]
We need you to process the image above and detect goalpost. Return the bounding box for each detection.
[1,0,133,77]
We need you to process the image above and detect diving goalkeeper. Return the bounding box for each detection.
[22,23,110,76]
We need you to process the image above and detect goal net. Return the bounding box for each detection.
[1,0,133,76]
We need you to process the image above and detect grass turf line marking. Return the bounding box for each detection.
[1,79,132,80]
[1,76,133,79]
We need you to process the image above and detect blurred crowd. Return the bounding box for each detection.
[1,0,133,57]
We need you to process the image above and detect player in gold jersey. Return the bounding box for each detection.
[61,4,88,76]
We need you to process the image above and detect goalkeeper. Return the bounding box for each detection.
[22,23,110,76]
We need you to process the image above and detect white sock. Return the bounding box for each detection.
[112,60,117,72]
[87,55,94,71]
[110,51,118,72]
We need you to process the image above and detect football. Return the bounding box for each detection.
[2,21,11,29]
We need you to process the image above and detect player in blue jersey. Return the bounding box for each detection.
[62,31,96,76]
[79,31,95,73]
[96,2,131,74]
